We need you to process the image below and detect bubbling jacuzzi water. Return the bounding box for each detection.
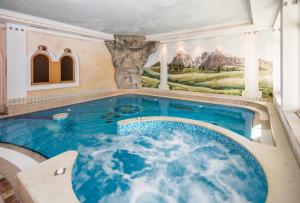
[72,121,267,203]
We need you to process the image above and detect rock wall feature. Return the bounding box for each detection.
[105,35,159,89]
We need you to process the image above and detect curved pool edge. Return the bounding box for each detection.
[16,150,79,203]
[2,90,299,202]
[118,116,272,202]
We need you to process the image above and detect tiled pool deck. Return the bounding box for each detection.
[0,89,299,203]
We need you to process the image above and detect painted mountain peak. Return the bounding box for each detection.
[171,49,194,68]
[169,49,245,72]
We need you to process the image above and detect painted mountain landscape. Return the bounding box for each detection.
[142,49,273,99]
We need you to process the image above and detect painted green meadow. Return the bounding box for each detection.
[142,67,244,95]
[142,48,273,99]
[142,66,273,99]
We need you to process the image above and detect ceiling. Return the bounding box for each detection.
[0,0,280,36]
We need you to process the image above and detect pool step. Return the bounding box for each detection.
[0,173,21,203]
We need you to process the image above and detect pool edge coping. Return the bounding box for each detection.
[1,89,273,145]
[16,150,79,203]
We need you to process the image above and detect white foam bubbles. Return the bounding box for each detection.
[73,128,265,203]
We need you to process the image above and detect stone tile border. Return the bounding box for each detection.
[4,87,271,108]
[118,116,261,147]
[118,116,300,203]
[2,88,269,116]
[3,90,123,117]
[6,88,117,107]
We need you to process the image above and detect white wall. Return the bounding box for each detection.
[6,23,27,99]
[281,1,300,111]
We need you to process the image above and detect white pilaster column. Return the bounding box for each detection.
[242,32,262,98]
[159,43,169,90]
[6,23,27,99]
[272,28,281,94]
[281,0,300,111]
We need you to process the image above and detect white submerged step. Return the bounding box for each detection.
[0,147,38,170]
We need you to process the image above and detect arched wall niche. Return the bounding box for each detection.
[27,46,80,91]
[31,51,51,84]
[60,54,75,82]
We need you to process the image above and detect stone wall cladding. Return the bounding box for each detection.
[105,35,159,89]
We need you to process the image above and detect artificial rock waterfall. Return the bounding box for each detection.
[105,35,159,89]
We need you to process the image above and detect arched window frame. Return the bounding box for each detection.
[31,51,51,85]
[59,53,75,83]
[28,47,79,91]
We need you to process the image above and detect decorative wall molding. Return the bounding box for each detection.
[26,26,106,43]
[146,24,273,43]
[0,3,276,44]
[0,8,114,41]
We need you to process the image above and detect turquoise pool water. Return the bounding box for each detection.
[0,95,266,203]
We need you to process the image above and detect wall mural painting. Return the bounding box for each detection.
[142,34,273,99]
